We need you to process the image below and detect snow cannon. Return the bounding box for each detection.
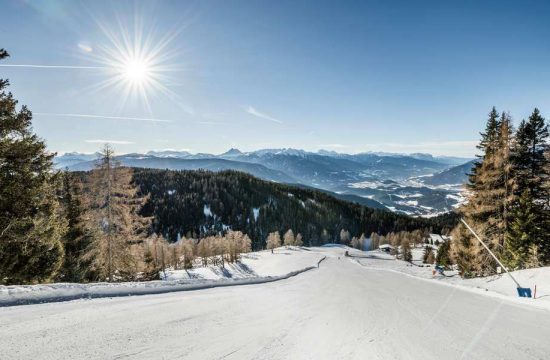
[516,287,532,298]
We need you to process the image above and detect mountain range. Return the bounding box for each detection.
[55,148,474,216]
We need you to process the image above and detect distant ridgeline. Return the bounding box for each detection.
[131,169,457,249]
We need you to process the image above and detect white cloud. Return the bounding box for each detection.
[85,139,135,145]
[244,106,282,124]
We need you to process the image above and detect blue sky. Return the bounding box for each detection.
[1,0,549,157]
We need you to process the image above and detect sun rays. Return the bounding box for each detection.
[82,15,183,114]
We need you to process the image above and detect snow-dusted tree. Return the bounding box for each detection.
[84,145,151,282]
[283,229,295,247]
[295,233,303,247]
[266,231,281,253]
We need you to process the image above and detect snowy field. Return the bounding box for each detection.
[350,246,550,307]
[0,247,324,306]
[1,246,550,359]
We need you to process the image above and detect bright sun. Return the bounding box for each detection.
[122,58,150,85]
[86,16,180,112]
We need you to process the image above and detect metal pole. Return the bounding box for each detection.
[460,218,522,288]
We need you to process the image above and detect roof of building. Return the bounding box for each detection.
[429,234,445,242]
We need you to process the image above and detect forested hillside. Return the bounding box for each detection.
[132,168,456,249]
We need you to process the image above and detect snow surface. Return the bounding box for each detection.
[351,246,550,308]
[0,247,323,307]
[1,247,550,359]
[162,247,323,281]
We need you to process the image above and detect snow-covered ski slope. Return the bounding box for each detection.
[2,246,550,359]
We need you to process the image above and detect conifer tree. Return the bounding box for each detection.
[503,190,539,269]
[84,145,150,281]
[370,232,379,250]
[435,240,452,269]
[452,109,513,276]
[266,231,281,252]
[401,239,412,262]
[0,49,66,284]
[423,246,435,264]
[510,109,549,263]
[468,107,500,191]
[283,229,295,247]
[339,229,351,245]
[57,171,92,282]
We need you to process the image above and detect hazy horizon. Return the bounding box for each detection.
[55,146,475,160]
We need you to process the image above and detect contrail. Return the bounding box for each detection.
[35,112,173,123]
[0,64,106,69]
[245,106,283,124]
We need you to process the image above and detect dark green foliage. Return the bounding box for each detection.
[435,240,452,269]
[510,109,549,263]
[0,49,66,284]
[56,171,93,282]
[468,107,500,191]
[512,109,549,199]
[131,168,451,249]
[504,190,540,269]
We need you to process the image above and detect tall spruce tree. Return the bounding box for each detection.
[57,171,92,282]
[512,109,549,198]
[510,108,549,263]
[452,109,513,277]
[0,49,66,284]
[468,107,500,191]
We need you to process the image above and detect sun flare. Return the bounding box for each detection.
[83,16,181,112]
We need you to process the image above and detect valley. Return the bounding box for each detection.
[55,149,472,216]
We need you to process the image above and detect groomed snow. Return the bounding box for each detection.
[348,246,550,309]
[1,246,549,359]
